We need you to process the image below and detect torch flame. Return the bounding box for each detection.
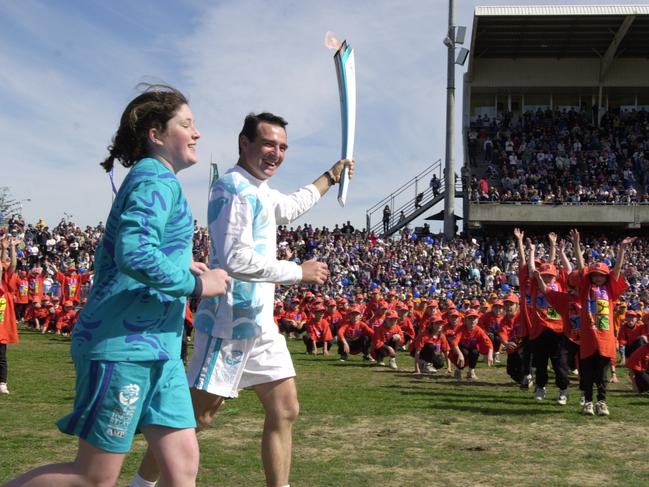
[324,31,343,50]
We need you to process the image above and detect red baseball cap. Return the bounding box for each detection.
[587,262,610,276]
[538,263,558,277]
[431,312,445,324]
[464,309,480,319]
[385,310,399,319]
[503,293,519,304]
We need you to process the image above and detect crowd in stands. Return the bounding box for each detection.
[3,214,649,405]
[468,108,649,204]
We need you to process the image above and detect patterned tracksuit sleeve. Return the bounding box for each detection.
[114,180,195,297]
[271,185,321,224]
[215,189,303,284]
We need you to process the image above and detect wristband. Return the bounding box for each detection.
[324,170,336,186]
[192,274,203,298]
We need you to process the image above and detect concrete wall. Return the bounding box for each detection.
[468,203,649,227]
[470,58,649,88]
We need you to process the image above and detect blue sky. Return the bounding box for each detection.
[1,0,641,231]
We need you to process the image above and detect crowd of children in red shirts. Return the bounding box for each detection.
[1,235,92,394]
[273,228,649,417]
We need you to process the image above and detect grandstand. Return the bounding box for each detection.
[463,4,649,234]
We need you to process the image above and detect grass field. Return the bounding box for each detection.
[1,329,648,487]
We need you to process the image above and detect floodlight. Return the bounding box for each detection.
[455,47,469,66]
[454,26,466,45]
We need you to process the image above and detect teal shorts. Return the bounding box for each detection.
[57,357,196,453]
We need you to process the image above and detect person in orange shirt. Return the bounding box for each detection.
[0,235,20,394]
[575,237,634,416]
[27,266,45,304]
[337,306,374,362]
[303,304,333,355]
[371,310,403,369]
[412,312,450,374]
[55,301,77,336]
[626,342,649,393]
[35,296,53,333]
[479,300,504,363]
[324,298,343,336]
[180,301,194,366]
[368,301,389,330]
[54,263,92,305]
[499,293,529,385]
[13,270,30,321]
[617,310,647,363]
[363,288,383,322]
[442,308,462,373]
[384,290,399,311]
[417,300,440,335]
[513,228,534,389]
[450,310,493,380]
[273,300,285,331]
[528,242,570,403]
[396,303,415,350]
[22,297,36,328]
[280,297,306,338]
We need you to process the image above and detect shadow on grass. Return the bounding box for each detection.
[428,402,556,415]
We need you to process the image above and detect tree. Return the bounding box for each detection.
[0,187,27,224]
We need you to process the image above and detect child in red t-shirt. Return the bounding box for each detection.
[13,270,30,321]
[575,237,634,416]
[336,306,374,362]
[412,312,450,374]
[1,236,20,394]
[617,310,647,362]
[450,310,493,380]
[626,342,649,393]
[303,305,333,355]
[371,310,404,369]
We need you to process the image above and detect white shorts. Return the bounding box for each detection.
[188,328,296,398]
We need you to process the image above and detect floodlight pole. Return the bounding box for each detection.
[443,0,456,239]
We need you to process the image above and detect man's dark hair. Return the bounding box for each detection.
[238,112,288,154]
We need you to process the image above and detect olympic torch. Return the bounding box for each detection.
[325,31,356,207]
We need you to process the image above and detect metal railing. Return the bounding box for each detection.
[366,159,463,237]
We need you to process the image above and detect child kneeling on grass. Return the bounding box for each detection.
[627,342,649,394]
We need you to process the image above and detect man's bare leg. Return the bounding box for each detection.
[253,378,299,487]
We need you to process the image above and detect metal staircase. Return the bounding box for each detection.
[366,159,463,238]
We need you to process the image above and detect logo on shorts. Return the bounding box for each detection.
[119,384,141,406]
[224,350,244,367]
[106,384,140,438]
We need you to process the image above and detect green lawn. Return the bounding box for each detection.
[1,329,648,486]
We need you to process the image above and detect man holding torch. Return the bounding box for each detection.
[131,112,353,487]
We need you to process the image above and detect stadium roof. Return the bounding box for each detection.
[472,4,649,59]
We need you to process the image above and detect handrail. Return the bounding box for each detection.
[366,177,463,236]
[366,160,445,234]
[366,159,443,215]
